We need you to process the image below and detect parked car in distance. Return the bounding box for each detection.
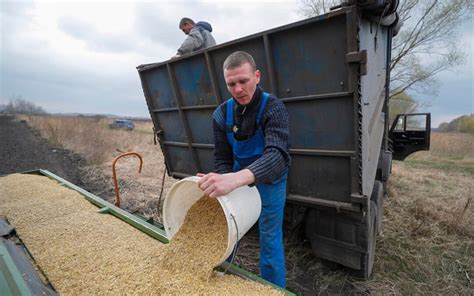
[109,119,135,130]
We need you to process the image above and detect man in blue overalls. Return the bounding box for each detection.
[198,51,291,288]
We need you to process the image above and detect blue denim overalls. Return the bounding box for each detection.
[225,92,287,288]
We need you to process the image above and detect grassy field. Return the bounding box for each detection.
[17,115,473,294]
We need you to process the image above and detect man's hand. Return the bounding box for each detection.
[171,54,181,59]
[197,169,255,198]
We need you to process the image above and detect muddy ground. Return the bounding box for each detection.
[0,115,111,198]
[0,115,83,179]
[0,115,364,295]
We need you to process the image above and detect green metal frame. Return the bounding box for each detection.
[219,262,295,295]
[16,169,294,295]
[0,242,32,296]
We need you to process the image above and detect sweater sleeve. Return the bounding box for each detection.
[246,98,291,184]
[177,29,204,55]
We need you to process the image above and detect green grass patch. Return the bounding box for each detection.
[405,159,474,174]
[134,128,154,135]
[372,231,472,294]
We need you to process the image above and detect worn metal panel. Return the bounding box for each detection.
[344,7,363,198]
[195,147,214,173]
[155,111,186,143]
[173,55,218,107]
[288,155,352,203]
[313,210,360,247]
[166,63,202,172]
[305,206,368,269]
[359,21,389,196]
[142,66,176,109]
[183,109,214,144]
[285,95,354,150]
[164,146,198,175]
[204,51,224,103]
[270,14,349,98]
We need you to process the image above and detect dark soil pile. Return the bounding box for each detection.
[0,115,111,198]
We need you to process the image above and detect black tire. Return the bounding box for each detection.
[371,180,384,234]
[356,201,377,279]
[381,151,393,193]
[381,151,392,183]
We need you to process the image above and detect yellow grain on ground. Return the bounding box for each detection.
[0,173,164,294]
[0,174,281,295]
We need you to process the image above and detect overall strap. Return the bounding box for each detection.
[226,91,269,128]
[256,92,270,126]
[225,98,235,128]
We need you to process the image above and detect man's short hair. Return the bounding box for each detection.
[179,17,195,28]
[223,51,257,72]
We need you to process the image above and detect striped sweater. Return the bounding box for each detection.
[212,87,291,184]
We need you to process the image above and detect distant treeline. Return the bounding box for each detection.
[0,99,47,115]
[0,98,151,121]
[438,115,474,133]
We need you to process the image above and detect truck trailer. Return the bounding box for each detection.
[137,2,431,278]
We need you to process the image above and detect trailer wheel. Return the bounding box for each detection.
[357,201,377,279]
[381,151,392,192]
[371,181,384,234]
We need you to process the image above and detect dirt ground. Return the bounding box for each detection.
[0,115,83,179]
[0,115,112,198]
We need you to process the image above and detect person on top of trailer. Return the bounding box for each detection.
[172,17,216,59]
[197,51,291,288]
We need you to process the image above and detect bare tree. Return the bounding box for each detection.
[390,0,471,98]
[298,0,341,16]
[388,91,421,122]
[2,96,47,115]
[297,0,472,100]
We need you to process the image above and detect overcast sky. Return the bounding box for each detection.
[1,1,472,127]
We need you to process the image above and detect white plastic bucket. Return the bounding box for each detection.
[163,176,261,266]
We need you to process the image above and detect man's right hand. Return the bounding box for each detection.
[197,169,255,198]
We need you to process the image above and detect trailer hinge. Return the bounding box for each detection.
[350,193,367,204]
[153,128,163,145]
[346,50,367,75]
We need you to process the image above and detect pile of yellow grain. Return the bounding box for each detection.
[0,174,281,295]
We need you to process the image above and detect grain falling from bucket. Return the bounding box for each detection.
[163,196,227,278]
